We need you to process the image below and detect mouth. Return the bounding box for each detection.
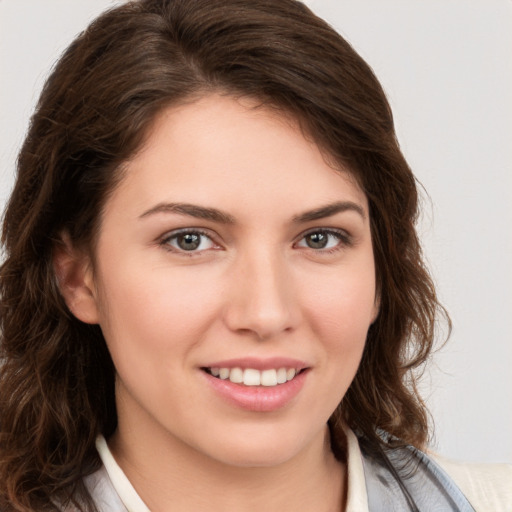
[202,367,307,387]
[201,361,309,412]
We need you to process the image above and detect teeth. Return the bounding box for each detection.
[243,368,261,386]
[286,368,296,381]
[276,368,287,384]
[261,369,277,386]
[210,367,300,387]
[229,367,243,384]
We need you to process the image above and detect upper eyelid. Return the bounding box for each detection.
[159,228,221,252]
[293,228,353,252]
[156,230,224,260]
[160,227,216,241]
[295,226,351,240]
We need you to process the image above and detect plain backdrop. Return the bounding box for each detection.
[1,0,511,464]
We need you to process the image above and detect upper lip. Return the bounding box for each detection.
[202,357,310,371]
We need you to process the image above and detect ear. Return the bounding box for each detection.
[53,232,100,324]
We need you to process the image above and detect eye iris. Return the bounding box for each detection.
[306,232,328,249]
[177,233,201,251]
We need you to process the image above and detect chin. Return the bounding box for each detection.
[198,424,321,468]
[212,446,299,468]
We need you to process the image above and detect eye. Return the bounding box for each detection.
[295,229,349,251]
[161,229,217,253]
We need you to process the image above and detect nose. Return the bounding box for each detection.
[223,248,300,340]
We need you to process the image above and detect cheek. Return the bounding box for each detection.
[303,264,377,335]
[298,261,377,377]
[94,264,225,359]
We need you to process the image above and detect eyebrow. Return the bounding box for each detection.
[139,202,236,224]
[292,201,366,223]
[139,200,366,224]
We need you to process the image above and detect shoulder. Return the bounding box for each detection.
[433,454,512,512]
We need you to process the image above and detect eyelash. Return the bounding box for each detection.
[295,228,352,254]
[159,228,219,255]
[158,228,352,255]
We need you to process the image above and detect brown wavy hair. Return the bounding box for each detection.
[0,0,448,510]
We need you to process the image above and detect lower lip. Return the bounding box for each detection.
[202,370,308,412]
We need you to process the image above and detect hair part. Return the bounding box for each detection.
[0,0,448,509]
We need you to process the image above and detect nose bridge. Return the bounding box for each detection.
[224,244,298,339]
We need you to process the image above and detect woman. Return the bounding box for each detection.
[0,0,510,510]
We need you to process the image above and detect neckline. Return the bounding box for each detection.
[95,426,368,512]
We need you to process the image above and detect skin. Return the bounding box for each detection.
[58,94,379,512]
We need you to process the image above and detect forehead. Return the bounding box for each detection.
[106,93,368,223]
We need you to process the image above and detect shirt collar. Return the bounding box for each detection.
[96,425,369,512]
[344,426,370,512]
[95,436,151,512]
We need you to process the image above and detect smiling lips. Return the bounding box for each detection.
[206,367,300,387]
[202,359,309,412]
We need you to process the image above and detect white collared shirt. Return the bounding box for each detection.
[84,428,512,512]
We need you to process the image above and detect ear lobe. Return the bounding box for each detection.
[53,233,100,324]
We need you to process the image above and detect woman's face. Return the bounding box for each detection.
[80,94,378,467]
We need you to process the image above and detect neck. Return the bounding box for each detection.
[109,423,346,512]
